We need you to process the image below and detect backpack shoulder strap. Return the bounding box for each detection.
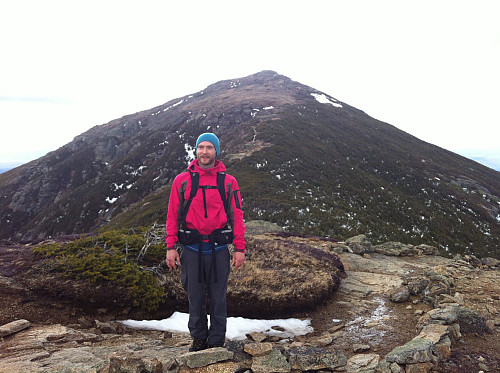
[190,171,200,199]
[180,171,199,228]
[216,172,227,209]
[217,172,234,230]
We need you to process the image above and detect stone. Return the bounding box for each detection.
[481,257,500,267]
[435,336,452,359]
[177,347,234,369]
[416,323,450,344]
[426,305,460,324]
[456,306,490,334]
[307,331,333,346]
[286,346,347,371]
[243,341,273,356]
[244,220,284,235]
[346,353,380,372]
[0,319,31,337]
[346,235,373,254]
[416,244,438,255]
[424,280,451,299]
[389,286,411,303]
[406,277,430,296]
[404,362,434,373]
[178,361,243,373]
[109,352,145,373]
[95,320,117,333]
[385,338,437,364]
[251,349,290,373]
[248,331,267,342]
[352,343,371,353]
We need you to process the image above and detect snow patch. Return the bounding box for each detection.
[120,311,313,341]
[185,143,195,163]
[311,93,342,108]
[130,166,147,176]
[256,160,268,169]
[163,100,184,112]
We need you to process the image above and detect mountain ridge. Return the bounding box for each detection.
[0,70,499,258]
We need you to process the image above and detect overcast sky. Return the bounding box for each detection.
[1,1,499,169]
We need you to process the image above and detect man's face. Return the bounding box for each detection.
[196,141,217,169]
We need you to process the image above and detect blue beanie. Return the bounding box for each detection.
[195,133,220,156]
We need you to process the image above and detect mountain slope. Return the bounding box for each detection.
[1,71,499,257]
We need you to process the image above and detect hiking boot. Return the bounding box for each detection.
[208,342,224,348]
[189,338,208,352]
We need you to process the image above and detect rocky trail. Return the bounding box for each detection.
[1,235,500,372]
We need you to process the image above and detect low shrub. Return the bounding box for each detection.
[33,226,166,311]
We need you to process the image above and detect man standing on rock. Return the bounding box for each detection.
[166,133,245,351]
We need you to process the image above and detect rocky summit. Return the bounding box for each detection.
[0,71,499,258]
[1,231,500,372]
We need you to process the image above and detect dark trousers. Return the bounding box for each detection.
[180,247,230,345]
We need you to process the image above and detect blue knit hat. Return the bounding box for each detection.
[195,133,220,156]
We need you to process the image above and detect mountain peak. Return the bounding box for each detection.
[0,71,499,258]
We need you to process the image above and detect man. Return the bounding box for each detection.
[166,132,245,351]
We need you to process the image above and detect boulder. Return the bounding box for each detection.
[346,235,373,255]
[244,220,284,235]
[385,338,437,365]
[389,286,411,303]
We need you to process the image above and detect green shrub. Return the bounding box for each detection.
[33,227,166,311]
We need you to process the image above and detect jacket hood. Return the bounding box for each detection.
[187,159,227,174]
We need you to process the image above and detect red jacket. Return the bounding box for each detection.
[166,159,245,252]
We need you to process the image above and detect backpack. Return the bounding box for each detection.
[177,171,234,246]
[177,170,234,283]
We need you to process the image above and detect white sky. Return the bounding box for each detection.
[1,0,499,164]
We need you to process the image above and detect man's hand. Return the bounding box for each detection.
[166,248,180,270]
[232,251,245,270]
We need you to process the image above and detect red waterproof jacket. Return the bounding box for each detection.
[166,159,245,252]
